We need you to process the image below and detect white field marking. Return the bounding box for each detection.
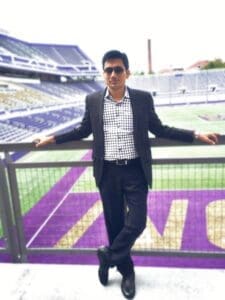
[26,181,75,248]
[24,150,91,247]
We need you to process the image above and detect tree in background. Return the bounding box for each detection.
[203,58,225,69]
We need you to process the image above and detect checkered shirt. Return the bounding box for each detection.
[103,88,138,160]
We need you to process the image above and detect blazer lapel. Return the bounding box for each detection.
[97,89,106,129]
[128,87,139,138]
[93,89,106,153]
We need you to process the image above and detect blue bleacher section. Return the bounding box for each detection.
[32,44,84,65]
[0,80,105,143]
[25,81,104,102]
[0,33,99,77]
[127,69,225,107]
[128,69,225,95]
[0,34,50,63]
[0,107,83,142]
[7,107,82,131]
[0,32,101,142]
[26,82,85,99]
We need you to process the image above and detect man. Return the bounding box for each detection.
[35,50,218,299]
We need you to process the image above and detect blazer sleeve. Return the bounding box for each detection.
[147,93,194,143]
[55,97,92,144]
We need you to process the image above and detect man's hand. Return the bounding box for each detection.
[33,136,55,147]
[195,132,219,145]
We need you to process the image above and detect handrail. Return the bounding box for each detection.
[0,135,225,152]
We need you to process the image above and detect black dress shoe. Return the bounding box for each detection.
[121,273,135,299]
[97,246,110,286]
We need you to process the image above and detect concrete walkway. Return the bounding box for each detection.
[0,263,225,299]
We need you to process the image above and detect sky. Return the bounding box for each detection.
[0,0,224,73]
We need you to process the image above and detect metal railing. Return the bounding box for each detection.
[0,135,225,263]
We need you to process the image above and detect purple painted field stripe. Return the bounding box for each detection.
[0,236,10,262]
[0,254,11,262]
[29,193,100,247]
[23,150,92,242]
[5,187,225,268]
[182,190,224,251]
[16,188,225,268]
[148,190,225,252]
[28,254,225,269]
[133,256,225,269]
[74,190,225,253]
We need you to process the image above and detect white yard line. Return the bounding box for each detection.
[26,181,75,248]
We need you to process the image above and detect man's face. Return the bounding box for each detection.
[103,58,130,91]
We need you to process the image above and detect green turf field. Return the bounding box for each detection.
[156,102,225,134]
[17,150,87,214]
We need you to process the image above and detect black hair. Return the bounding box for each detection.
[102,50,129,70]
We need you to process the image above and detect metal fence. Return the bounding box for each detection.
[0,136,225,264]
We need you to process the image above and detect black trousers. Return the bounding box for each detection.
[99,159,148,276]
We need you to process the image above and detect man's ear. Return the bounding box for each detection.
[126,69,131,78]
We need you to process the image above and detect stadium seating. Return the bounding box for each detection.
[128,69,225,106]
[1,31,225,143]
[0,33,99,77]
[129,69,225,95]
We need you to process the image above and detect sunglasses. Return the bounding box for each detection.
[103,66,125,74]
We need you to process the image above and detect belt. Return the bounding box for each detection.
[104,158,140,166]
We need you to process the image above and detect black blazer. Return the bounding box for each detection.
[55,87,194,187]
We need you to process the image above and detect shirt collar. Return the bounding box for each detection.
[105,87,129,101]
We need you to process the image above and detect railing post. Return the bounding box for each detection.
[5,152,27,262]
[0,154,21,262]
